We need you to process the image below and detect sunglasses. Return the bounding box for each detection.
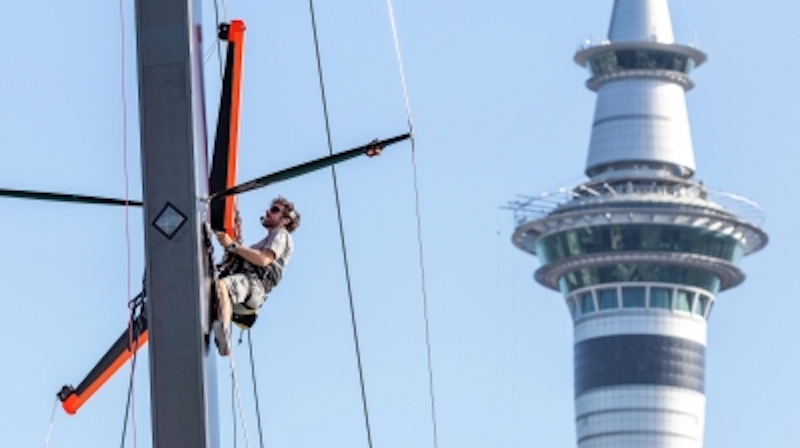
[268,206,283,215]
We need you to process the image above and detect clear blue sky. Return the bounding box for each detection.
[1,1,797,447]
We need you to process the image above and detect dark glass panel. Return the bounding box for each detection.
[696,295,710,316]
[537,224,743,265]
[675,289,695,312]
[575,335,705,396]
[567,297,578,320]
[559,264,720,294]
[580,292,596,314]
[588,49,691,76]
[597,288,619,310]
[622,286,646,308]
[650,287,673,309]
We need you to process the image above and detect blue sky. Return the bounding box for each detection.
[1,1,798,447]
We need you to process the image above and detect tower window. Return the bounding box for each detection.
[622,286,646,308]
[567,297,578,320]
[696,294,711,317]
[675,289,695,312]
[587,49,693,76]
[650,287,673,309]
[597,288,619,310]
[538,224,743,266]
[558,264,720,294]
[580,292,596,314]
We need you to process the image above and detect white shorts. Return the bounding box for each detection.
[219,273,267,314]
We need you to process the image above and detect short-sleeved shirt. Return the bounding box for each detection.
[219,228,294,313]
[219,227,293,288]
[252,227,293,273]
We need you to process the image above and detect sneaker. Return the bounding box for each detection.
[212,320,230,356]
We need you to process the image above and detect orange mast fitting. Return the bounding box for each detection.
[210,20,246,236]
[58,315,148,415]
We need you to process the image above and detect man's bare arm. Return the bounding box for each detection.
[216,231,276,267]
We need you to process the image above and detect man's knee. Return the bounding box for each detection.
[219,273,251,306]
[217,277,232,301]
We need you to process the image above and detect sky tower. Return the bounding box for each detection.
[510,1,767,447]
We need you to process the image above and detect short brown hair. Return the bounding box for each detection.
[273,196,300,233]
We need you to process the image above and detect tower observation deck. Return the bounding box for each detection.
[509,1,767,447]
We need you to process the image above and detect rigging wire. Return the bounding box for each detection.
[228,346,253,448]
[306,1,375,447]
[43,397,58,448]
[205,42,220,65]
[118,0,138,446]
[212,0,227,79]
[207,0,230,184]
[386,2,440,447]
[120,331,140,448]
[121,289,146,448]
[247,330,267,448]
[231,364,238,448]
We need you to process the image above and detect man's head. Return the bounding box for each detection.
[261,196,300,232]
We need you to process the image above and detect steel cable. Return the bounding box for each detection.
[386,1,440,447]
[307,1,375,446]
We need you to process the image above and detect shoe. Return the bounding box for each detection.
[212,320,230,356]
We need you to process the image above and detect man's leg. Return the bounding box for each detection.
[214,274,254,356]
[216,280,233,331]
[213,278,235,356]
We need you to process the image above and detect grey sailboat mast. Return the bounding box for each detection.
[134,0,219,446]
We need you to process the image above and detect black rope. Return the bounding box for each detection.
[307,1,374,447]
[247,330,266,448]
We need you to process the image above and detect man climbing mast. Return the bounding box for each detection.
[213,196,300,356]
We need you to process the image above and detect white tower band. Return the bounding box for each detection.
[509,1,767,447]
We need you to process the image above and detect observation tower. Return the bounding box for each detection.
[509,1,767,447]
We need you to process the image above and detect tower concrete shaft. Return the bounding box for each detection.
[510,1,767,447]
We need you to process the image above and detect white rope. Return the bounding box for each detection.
[386,0,414,132]
[385,4,440,448]
[220,0,229,21]
[212,0,226,79]
[229,347,253,448]
[204,43,218,64]
[43,397,58,448]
